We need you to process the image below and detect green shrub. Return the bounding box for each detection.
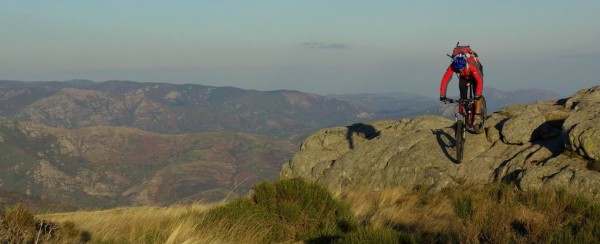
[586,204,600,238]
[198,178,357,243]
[517,190,555,211]
[453,195,476,220]
[546,202,600,243]
[586,203,600,222]
[546,222,600,244]
[566,195,590,214]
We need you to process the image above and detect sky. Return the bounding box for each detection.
[0,1,598,97]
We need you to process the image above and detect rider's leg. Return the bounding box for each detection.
[472,81,481,114]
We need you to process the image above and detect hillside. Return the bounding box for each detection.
[282,86,600,199]
[0,117,294,211]
[0,80,359,139]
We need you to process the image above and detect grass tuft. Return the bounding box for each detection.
[335,227,415,244]
[0,204,36,243]
[1,204,88,243]
[197,178,357,243]
[453,195,476,220]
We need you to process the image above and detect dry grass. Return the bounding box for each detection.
[37,179,356,243]
[39,203,226,243]
[338,183,600,243]
[338,187,455,232]
[30,182,600,243]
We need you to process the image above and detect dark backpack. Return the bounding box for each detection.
[449,42,484,77]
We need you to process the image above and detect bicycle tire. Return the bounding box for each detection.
[455,120,465,163]
[474,96,487,134]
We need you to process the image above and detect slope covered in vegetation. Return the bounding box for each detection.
[2,179,598,243]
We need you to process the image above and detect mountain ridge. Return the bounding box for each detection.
[328,86,561,120]
[0,80,361,139]
[1,80,561,140]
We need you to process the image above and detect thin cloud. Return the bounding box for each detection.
[561,52,600,60]
[302,42,349,50]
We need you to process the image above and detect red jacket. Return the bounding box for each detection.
[439,64,483,96]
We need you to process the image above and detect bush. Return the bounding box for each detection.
[545,202,600,243]
[566,195,590,214]
[198,178,357,243]
[0,204,90,243]
[0,204,36,243]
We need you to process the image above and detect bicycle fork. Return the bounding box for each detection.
[454,116,466,140]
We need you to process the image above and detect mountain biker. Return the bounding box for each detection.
[439,52,484,115]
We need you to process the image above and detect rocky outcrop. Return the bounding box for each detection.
[563,87,600,161]
[281,86,600,198]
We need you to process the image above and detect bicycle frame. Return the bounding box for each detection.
[449,83,477,129]
[443,83,485,163]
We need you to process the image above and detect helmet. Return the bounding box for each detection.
[451,53,467,71]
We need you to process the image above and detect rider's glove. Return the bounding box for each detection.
[474,95,482,101]
[439,95,447,103]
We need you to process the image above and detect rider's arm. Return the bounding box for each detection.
[471,65,483,96]
[439,66,453,96]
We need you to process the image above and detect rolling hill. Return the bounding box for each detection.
[0,117,294,211]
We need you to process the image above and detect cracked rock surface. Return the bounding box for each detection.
[281,86,600,198]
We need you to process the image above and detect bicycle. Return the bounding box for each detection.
[443,83,487,163]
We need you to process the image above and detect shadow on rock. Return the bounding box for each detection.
[532,120,565,142]
[494,124,567,184]
[433,129,459,164]
[346,123,380,149]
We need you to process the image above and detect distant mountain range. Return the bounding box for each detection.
[483,87,562,112]
[327,91,439,120]
[328,87,561,120]
[0,80,359,140]
[0,80,561,139]
[0,80,563,210]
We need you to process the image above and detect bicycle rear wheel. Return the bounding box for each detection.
[474,96,487,134]
[455,120,465,163]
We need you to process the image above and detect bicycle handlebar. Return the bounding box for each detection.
[443,97,475,104]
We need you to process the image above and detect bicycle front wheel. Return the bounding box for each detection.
[455,120,465,163]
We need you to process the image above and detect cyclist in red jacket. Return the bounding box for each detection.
[439,53,483,114]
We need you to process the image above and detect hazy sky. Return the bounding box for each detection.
[1,1,598,96]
